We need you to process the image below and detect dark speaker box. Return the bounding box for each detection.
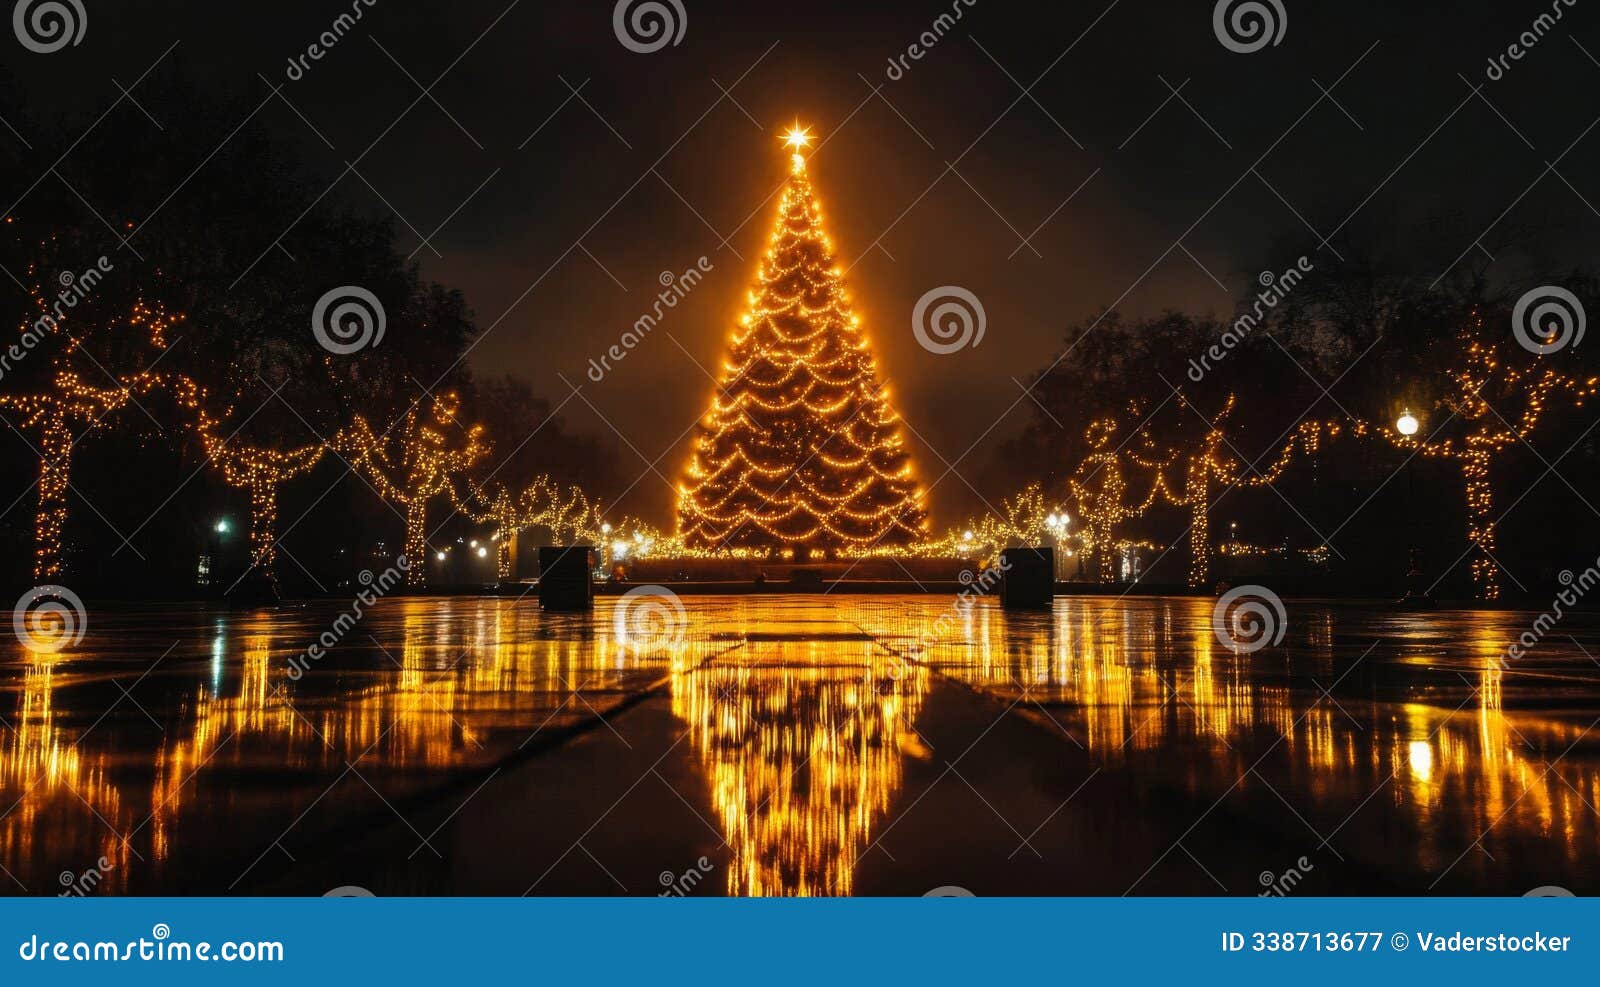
[538,546,594,611]
[1000,547,1054,610]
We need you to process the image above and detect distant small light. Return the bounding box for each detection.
[214,520,229,534]
[1396,410,1420,437]
[476,546,488,558]
[435,551,446,562]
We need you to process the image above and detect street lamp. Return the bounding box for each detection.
[214,519,229,534]
[1045,509,1069,579]
[1395,409,1425,601]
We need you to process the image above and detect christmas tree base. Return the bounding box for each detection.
[620,555,976,587]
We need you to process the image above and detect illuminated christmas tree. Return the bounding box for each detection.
[677,125,927,553]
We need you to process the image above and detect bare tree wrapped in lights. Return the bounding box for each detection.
[0,300,182,581]
[1069,416,1181,582]
[676,125,928,556]
[453,476,607,580]
[195,411,326,587]
[336,393,487,585]
[930,483,1056,561]
[1379,310,1597,600]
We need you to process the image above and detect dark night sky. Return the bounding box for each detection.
[9,0,1600,523]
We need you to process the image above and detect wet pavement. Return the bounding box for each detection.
[2,595,1598,896]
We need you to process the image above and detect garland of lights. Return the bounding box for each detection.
[676,125,928,554]
[1159,394,1365,588]
[451,475,606,579]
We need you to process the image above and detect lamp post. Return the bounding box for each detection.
[1045,509,1069,580]
[1395,410,1424,601]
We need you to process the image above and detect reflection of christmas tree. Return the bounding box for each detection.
[677,125,927,552]
[672,651,928,896]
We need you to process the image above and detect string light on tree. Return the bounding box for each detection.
[336,393,488,586]
[677,120,928,554]
[0,293,183,581]
[452,475,607,579]
[1159,393,1365,589]
[1377,310,1597,600]
[195,408,325,589]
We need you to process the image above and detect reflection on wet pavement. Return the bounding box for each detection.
[852,598,1600,890]
[2,595,1598,895]
[673,634,929,896]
